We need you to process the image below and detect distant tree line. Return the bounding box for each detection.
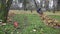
[0,0,60,22]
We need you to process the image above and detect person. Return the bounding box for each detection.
[37,8,43,15]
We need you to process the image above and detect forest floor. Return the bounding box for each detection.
[9,10,60,15]
[0,10,60,34]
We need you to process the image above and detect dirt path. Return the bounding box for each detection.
[9,10,60,16]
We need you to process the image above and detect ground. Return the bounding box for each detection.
[0,10,60,34]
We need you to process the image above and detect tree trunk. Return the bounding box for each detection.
[0,0,12,23]
[33,0,38,9]
[23,0,27,11]
[5,0,13,22]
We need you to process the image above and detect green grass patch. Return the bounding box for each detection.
[0,14,60,34]
[49,15,60,21]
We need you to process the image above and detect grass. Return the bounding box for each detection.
[48,15,60,22]
[0,14,60,34]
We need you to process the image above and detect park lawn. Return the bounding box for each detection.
[0,14,60,34]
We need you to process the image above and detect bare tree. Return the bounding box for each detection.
[53,0,57,13]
